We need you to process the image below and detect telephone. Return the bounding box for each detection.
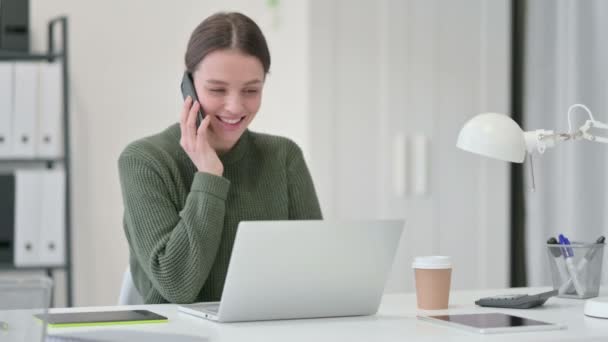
[180,71,205,127]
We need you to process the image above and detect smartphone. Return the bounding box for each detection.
[180,71,205,127]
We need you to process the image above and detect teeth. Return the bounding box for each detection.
[219,116,242,124]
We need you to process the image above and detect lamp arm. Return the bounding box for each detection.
[524,118,608,154]
[578,119,608,144]
[524,130,557,154]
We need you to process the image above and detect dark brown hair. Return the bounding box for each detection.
[185,12,271,74]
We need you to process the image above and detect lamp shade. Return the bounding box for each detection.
[456,113,526,163]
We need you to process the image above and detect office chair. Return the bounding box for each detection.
[118,265,144,305]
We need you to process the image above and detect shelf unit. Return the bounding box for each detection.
[0,16,72,306]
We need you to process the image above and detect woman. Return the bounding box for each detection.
[118,12,322,304]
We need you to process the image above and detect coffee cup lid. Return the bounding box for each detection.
[412,256,452,269]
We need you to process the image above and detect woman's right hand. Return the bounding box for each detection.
[179,96,224,176]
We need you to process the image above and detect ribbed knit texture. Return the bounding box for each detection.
[118,124,322,304]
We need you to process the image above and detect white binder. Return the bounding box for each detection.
[0,62,13,157]
[38,167,66,266]
[38,62,63,158]
[14,169,43,267]
[12,62,39,158]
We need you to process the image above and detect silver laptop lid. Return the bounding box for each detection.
[217,220,404,322]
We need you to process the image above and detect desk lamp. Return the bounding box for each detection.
[456,104,608,318]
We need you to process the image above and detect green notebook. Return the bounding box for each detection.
[35,310,168,328]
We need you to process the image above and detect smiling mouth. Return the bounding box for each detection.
[217,116,245,124]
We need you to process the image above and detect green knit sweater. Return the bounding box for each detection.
[118,124,322,304]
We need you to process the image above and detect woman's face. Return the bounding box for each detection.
[193,49,265,153]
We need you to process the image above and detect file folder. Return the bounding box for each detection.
[12,62,39,158]
[14,169,43,266]
[0,63,13,157]
[13,168,66,267]
[38,62,63,158]
[38,167,65,266]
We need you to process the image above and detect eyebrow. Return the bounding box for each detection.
[205,79,263,86]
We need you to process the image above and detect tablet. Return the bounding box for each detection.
[418,313,565,334]
[35,310,168,328]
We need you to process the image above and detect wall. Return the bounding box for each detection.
[310,0,511,291]
[30,0,310,306]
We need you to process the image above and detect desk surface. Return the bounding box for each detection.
[48,287,608,342]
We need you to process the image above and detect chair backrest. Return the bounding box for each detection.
[118,266,144,305]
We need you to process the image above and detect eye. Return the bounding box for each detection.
[243,88,259,95]
[209,88,226,94]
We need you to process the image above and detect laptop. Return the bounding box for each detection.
[178,220,404,323]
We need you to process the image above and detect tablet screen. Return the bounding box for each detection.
[35,310,167,327]
[428,313,551,329]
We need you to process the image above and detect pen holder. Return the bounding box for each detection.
[546,241,604,299]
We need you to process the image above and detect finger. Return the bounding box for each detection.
[179,96,192,146]
[197,114,211,134]
[180,96,192,125]
[196,115,212,147]
[186,101,200,148]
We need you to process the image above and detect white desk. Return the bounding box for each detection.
[48,287,608,341]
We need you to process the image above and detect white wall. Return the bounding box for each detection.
[30,0,311,306]
[309,0,510,292]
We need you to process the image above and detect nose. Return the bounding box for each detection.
[224,94,245,114]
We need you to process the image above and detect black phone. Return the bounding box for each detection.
[180,71,205,127]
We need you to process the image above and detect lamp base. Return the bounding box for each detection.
[584,297,608,318]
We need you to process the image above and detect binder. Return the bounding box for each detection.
[0,63,13,157]
[14,169,43,266]
[13,168,66,267]
[12,62,39,158]
[38,62,63,158]
[38,167,66,266]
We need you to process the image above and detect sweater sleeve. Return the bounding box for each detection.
[286,144,323,220]
[118,150,230,303]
